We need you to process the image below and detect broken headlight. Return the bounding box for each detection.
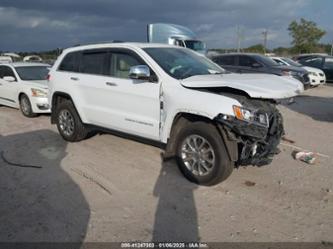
[233,105,269,127]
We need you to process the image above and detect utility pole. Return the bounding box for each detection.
[237,26,241,53]
[262,29,268,54]
[237,25,244,53]
[331,40,333,56]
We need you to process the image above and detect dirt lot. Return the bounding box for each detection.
[0,85,332,243]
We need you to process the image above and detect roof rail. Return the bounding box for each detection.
[73,40,125,47]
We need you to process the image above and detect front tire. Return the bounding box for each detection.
[176,121,234,186]
[20,94,37,118]
[55,100,88,142]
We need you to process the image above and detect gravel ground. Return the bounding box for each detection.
[0,85,332,243]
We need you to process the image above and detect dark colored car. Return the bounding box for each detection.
[296,55,333,82]
[211,53,310,88]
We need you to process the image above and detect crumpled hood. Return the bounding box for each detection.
[181,73,304,99]
[21,80,48,90]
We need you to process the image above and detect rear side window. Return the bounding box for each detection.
[239,55,258,67]
[215,55,235,66]
[58,52,79,72]
[323,58,333,69]
[80,50,108,75]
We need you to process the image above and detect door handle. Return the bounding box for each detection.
[0,83,2,86]
[106,82,117,86]
[70,77,79,81]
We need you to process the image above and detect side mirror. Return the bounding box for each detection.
[252,63,262,68]
[129,65,151,81]
[2,76,16,82]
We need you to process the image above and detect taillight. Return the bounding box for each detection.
[47,74,51,81]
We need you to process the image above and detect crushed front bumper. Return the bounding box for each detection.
[216,104,284,167]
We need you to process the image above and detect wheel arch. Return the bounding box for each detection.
[51,91,75,124]
[164,111,238,162]
[17,91,30,108]
[164,112,210,157]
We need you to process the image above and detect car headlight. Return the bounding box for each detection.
[282,70,302,77]
[31,88,47,97]
[233,105,269,127]
[310,72,318,76]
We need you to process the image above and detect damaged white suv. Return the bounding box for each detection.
[48,43,303,185]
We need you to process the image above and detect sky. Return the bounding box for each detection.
[0,0,332,52]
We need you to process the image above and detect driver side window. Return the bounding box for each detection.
[0,66,16,80]
[110,53,142,79]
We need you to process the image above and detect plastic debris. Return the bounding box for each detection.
[293,151,316,164]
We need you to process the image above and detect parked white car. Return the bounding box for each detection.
[271,57,326,86]
[0,62,50,117]
[48,43,303,185]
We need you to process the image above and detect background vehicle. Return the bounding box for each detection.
[0,56,13,63]
[48,43,302,186]
[211,53,310,88]
[23,55,43,62]
[0,62,50,117]
[292,53,328,62]
[147,23,207,55]
[296,55,333,82]
[271,56,326,86]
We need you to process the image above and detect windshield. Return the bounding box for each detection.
[282,57,302,67]
[184,40,206,51]
[144,47,224,80]
[15,66,49,81]
[255,55,279,66]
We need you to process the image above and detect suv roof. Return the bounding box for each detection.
[62,42,181,54]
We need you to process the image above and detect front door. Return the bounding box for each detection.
[0,66,18,107]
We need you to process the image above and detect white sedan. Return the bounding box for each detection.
[271,56,326,86]
[0,62,50,117]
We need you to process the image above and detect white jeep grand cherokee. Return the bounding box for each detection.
[48,43,303,185]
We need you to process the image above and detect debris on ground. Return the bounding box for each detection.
[244,180,256,187]
[282,136,295,144]
[293,150,316,164]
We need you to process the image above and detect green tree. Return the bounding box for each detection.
[243,44,266,53]
[288,18,326,53]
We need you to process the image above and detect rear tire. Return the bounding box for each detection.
[20,94,37,118]
[55,100,88,142]
[175,121,234,186]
